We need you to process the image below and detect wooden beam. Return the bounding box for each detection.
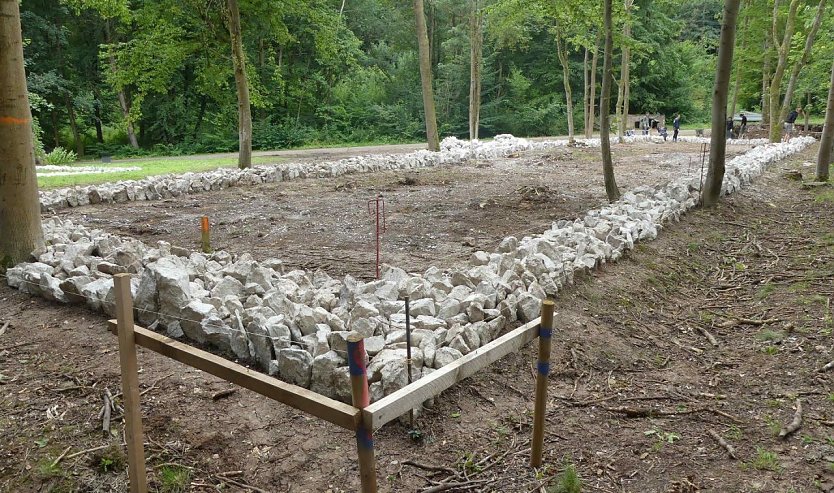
[113,275,148,493]
[363,317,542,431]
[107,320,360,431]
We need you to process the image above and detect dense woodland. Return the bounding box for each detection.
[18,0,834,159]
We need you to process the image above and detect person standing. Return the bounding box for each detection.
[739,112,748,139]
[673,113,681,142]
[784,107,802,142]
[726,117,734,139]
[641,113,650,135]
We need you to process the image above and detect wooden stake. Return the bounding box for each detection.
[347,333,378,493]
[201,216,211,253]
[113,274,148,493]
[530,299,555,468]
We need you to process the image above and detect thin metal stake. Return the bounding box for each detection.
[405,296,414,428]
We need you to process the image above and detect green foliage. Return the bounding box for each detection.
[158,465,192,493]
[44,147,78,165]
[549,463,582,493]
[751,448,780,472]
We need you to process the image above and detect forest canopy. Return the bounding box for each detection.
[20,0,834,158]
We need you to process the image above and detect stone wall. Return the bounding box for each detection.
[10,136,813,403]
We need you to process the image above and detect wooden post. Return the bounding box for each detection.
[347,334,378,493]
[200,216,211,253]
[113,274,148,493]
[530,299,555,468]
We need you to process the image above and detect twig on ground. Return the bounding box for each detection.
[64,442,126,460]
[214,474,270,493]
[140,372,174,396]
[697,326,719,347]
[211,388,238,401]
[779,398,803,439]
[0,321,9,336]
[421,479,491,493]
[817,360,834,373]
[50,446,72,467]
[707,429,737,459]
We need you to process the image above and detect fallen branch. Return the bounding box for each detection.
[214,474,270,493]
[817,360,834,373]
[421,479,491,493]
[0,321,9,336]
[212,388,238,401]
[50,446,72,467]
[140,372,174,396]
[778,399,803,439]
[697,326,719,347]
[707,429,737,459]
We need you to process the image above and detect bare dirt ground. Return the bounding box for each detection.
[58,142,750,280]
[2,144,832,493]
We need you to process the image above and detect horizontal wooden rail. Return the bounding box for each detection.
[363,317,542,430]
[107,320,360,431]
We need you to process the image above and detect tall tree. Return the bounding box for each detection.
[0,0,44,267]
[585,32,600,138]
[600,0,620,202]
[617,0,634,143]
[768,0,800,143]
[555,34,575,143]
[226,0,252,169]
[817,58,834,182]
[777,0,827,125]
[469,0,483,141]
[703,0,741,207]
[414,0,440,151]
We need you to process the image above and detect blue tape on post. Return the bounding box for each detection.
[346,340,365,376]
[539,327,552,339]
[537,361,550,375]
[356,427,374,450]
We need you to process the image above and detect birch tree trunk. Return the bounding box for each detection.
[729,13,748,119]
[0,0,44,268]
[768,0,800,143]
[583,46,590,139]
[587,33,600,138]
[226,0,252,169]
[762,38,771,124]
[415,0,440,151]
[618,0,634,143]
[556,35,574,144]
[778,0,826,125]
[468,0,482,141]
[816,59,834,182]
[703,0,741,207]
[600,0,620,203]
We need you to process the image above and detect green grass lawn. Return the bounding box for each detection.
[37,155,282,189]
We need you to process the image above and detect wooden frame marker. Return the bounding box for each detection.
[347,334,378,493]
[200,216,211,253]
[531,299,555,468]
[113,274,149,493]
[106,320,360,431]
[363,317,543,431]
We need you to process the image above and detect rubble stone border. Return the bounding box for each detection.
[10,135,812,403]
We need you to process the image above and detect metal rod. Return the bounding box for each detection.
[405,296,414,428]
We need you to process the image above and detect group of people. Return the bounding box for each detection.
[726,113,748,140]
[630,108,802,142]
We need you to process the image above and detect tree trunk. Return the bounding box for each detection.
[104,21,139,149]
[778,0,826,125]
[556,35,574,144]
[583,46,590,139]
[762,37,771,123]
[414,0,440,151]
[600,0,619,203]
[615,66,624,142]
[768,0,800,143]
[66,98,83,157]
[0,0,43,268]
[588,33,600,138]
[93,101,104,143]
[468,0,482,141]
[226,0,252,168]
[805,92,811,131]
[618,0,633,143]
[816,59,834,182]
[703,0,741,207]
[729,14,748,119]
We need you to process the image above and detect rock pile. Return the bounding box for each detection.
[38,135,760,212]
[10,136,814,403]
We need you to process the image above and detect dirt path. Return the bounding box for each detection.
[2,145,833,492]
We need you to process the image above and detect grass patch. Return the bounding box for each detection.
[757,329,785,343]
[158,465,192,493]
[815,189,834,204]
[91,445,126,474]
[549,463,581,493]
[755,283,777,300]
[751,448,780,472]
[37,155,281,189]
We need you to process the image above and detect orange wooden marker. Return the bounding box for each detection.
[200,216,211,253]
